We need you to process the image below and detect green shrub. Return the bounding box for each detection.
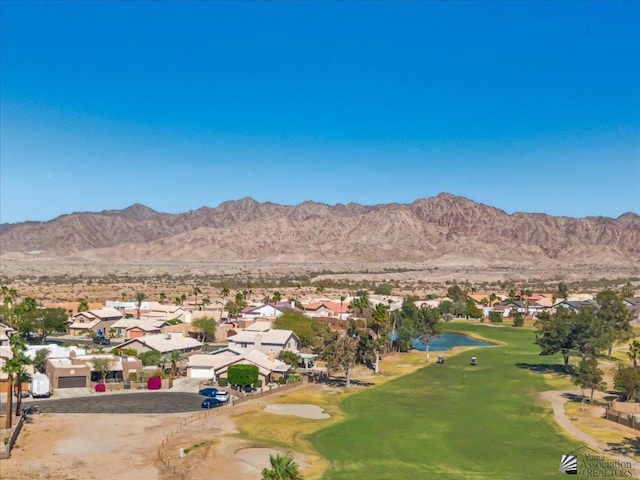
[228,364,259,387]
[254,379,262,388]
[128,372,138,381]
[218,377,229,387]
[139,350,162,366]
[512,313,525,327]
[373,284,393,295]
[488,311,503,323]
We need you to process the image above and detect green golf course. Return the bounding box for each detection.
[310,323,589,480]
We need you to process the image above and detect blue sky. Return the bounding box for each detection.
[1,1,639,224]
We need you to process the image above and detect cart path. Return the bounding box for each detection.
[539,390,640,473]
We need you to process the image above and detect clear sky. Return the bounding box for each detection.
[1,1,639,224]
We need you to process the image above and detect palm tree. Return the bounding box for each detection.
[3,357,18,428]
[202,297,211,309]
[629,340,640,368]
[489,293,497,306]
[15,366,32,416]
[135,292,146,319]
[221,287,230,299]
[523,289,533,317]
[77,299,90,312]
[169,350,181,377]
[356,290,370,317]
[273,291,282,304]
[371,303,389,373]
[193,286,201,310]
[22,297,37,312]
[261,453,303,480]
[2,333,28,427]
[159,292,166,304]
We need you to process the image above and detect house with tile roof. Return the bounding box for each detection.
[186,347,290,384]
[110,318,167,339]
[68,306,123,336]
[301,300,351,320]
[115,332,203,355]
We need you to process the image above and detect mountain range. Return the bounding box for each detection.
[1,193,639,267]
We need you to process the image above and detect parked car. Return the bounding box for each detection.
[214,391,230,403]
[199,387,221,397]
[13,389,31,398]
[93,336,111,345]
[199,387,230,402]
[231,384,256,393]
[31,372,51,398]
[201,397,225,409]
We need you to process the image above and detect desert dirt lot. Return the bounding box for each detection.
[1,410,295,480]
[1,413,179,480]
[0,387,318,480]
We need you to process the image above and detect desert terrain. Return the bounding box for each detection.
[1,262,638,310]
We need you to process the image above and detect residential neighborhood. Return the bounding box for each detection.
[2,284,639,401]
[1,281,639,479]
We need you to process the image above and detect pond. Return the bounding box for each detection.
[411,331,492,351]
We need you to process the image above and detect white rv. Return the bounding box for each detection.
[30,372,51,398]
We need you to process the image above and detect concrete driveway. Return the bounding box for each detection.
[8,392,205,414]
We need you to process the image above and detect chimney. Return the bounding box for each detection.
[268,350,275,363]
[254,334,262,352]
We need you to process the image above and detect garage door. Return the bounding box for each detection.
[189,368,215,380]
[58,376,87,388]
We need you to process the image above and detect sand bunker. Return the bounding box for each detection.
[264,403,330,420]
[235,447,281,472]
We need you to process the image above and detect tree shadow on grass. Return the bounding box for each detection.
[562,392,582,402]
[515,362,571,375]
[318,376,375,388]
[607,437,640,458]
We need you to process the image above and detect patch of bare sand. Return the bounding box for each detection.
[264,403,329,420]
[160,394,310,480]
[0,413,188,480]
